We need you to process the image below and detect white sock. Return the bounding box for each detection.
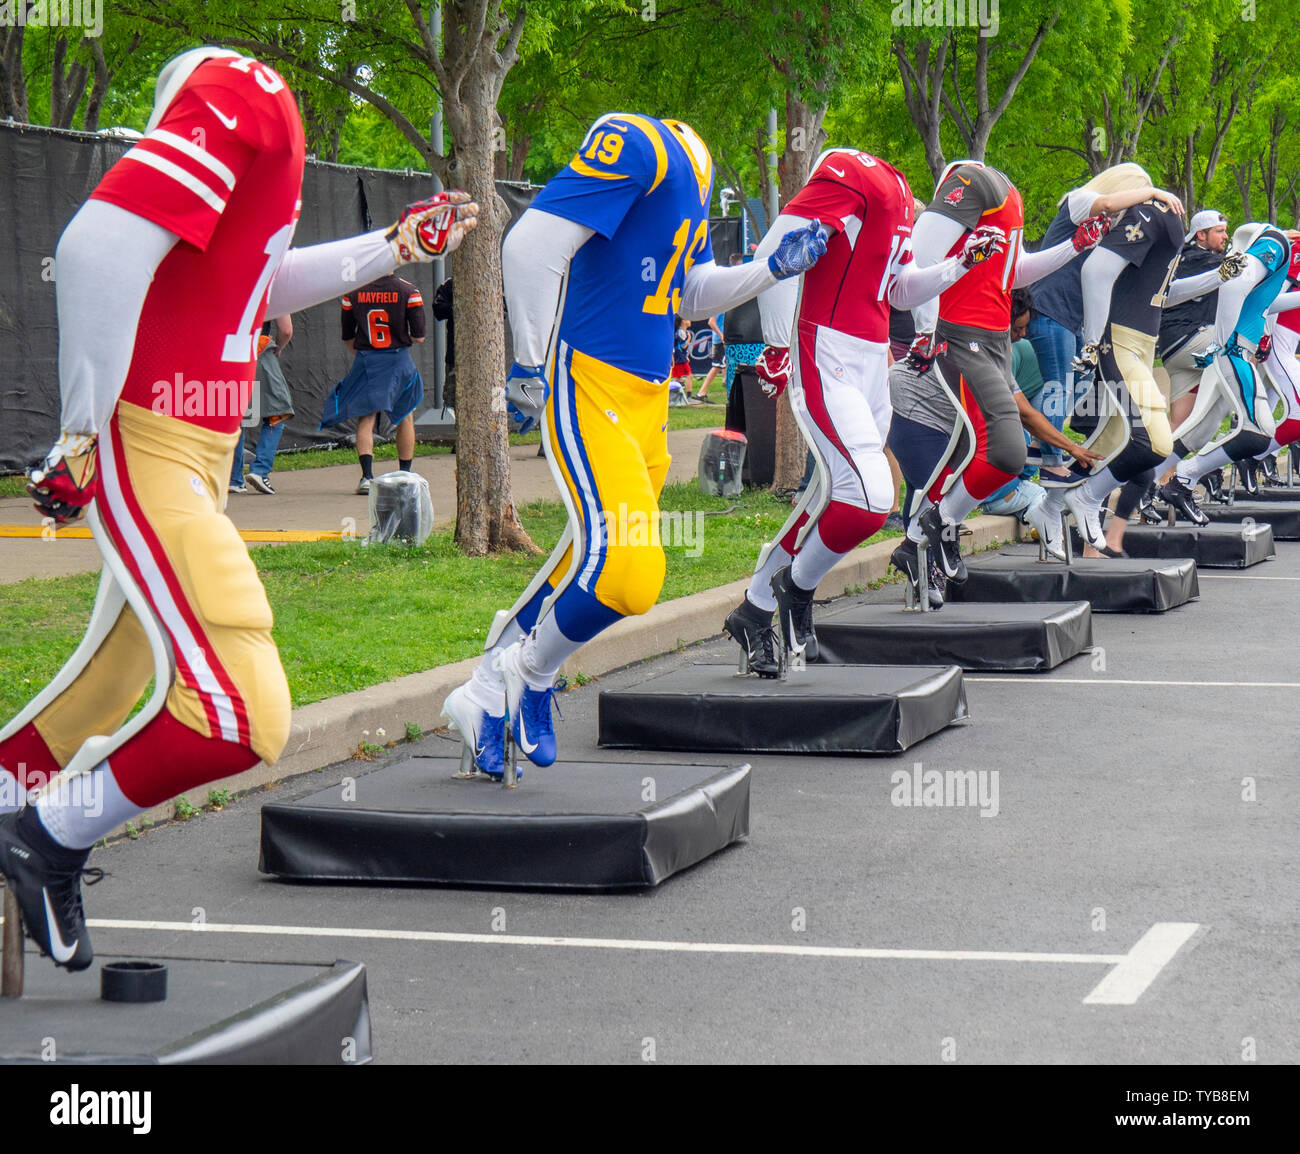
[34,762,142,851]
[747,543,792,612]
[467,656,507,715]
[1155,452,1181,476]
[905,499,930,544]
[790,523,844,593]
[0,768,20,815]
[1081,467,1117,505]
[938,477,980,526]
[1180,444,1232,486]
[519,615,577,688]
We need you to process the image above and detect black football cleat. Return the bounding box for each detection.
[891,539,945,608]
[1201,468,1227,504]
[917,505,967,583]
[771,566,819,662]
[1138,482,1164,524]
[1260,453,1281,485]
[0,812,103,972]
[1159,478,1209,526]
[723,598,782,678]
[1239,457,1259,495]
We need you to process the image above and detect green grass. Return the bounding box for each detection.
[0,476,25,498]
[0,478,904,719]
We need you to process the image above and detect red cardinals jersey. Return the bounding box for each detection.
[1279,238,1300,336]
[783,150,914,342]
[89,55,306,433]
[930,164,1024,331]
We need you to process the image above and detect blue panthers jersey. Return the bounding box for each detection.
[1233,227,1291,345]
[530,113,715,381]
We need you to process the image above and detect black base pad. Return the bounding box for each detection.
[815,600,1092,672]
[1093,522,1275,568]
[1202,501,1300,539]
[0,958,370,1064]
[598,662,966,754]
[1229,484,1300,501]
[948,546,1198,612]
[259,757,750,889]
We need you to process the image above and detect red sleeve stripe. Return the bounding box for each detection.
[147,128,237,190]
[120,148,227,214]
[341,297,353,309]
[408,292,424,306]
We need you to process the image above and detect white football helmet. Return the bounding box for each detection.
[147,46,244,133]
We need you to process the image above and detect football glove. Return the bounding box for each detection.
[1070,342,1101,379]
[1193,342,1223,369]
[755,345,792,397]
[1218,249,1247,282]
[1072,213,1111,253]
[28,431,99,524]
[904,332,947,374]
[768,219,828,280]
[505,363,547,435]
[1256,333,1273,363]
[959,225,1006,268]
[386,190,478,264]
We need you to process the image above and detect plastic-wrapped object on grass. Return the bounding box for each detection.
[368,471,434,545]
[698,429,747,497]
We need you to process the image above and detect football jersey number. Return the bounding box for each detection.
[1000,228,1023,291]
[1151,253,1181,308]
[222,223,294,362]
[227,55,285,95]
[582,131,624,166]
[643,218,709,316]
[367,310,392,348]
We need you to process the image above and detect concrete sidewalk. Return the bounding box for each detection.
[0,426,715,585]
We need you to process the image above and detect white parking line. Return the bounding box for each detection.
[1199,574,1300,581]
[968,677,1300,688]
[1084,922,1201,1005]
[63,917,1198,1004]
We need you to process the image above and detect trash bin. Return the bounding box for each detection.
[698,429,748,497]
[368,471,434,545]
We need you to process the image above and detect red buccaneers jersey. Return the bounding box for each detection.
[89,55,306,433]
[1279,238,1300,336]
[784,150,914,342]
[929,164,1024,331]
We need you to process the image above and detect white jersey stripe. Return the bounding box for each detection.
[121,148,227,215]
[97,430,241,743]
[146,129,237,190]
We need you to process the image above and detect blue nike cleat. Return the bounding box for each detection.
[496,642,560,768]
[441,684,510,780]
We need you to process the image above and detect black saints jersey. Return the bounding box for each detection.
[1099,199,1186,338]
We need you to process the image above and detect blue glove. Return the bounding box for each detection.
[506,363,547,435]
[1194,343,1223,369]
[768,219,828,280]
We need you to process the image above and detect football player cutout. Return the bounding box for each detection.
[887,160,1110,582]
[440,113,826,778]
[1160,223,1300,519]
[0,47,477,971]
[723,147,930,671]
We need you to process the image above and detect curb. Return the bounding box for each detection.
[128,514,1021,831]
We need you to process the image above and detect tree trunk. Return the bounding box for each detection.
[507,131,530,181]
[0,21,27,123]
[445,53,535,556]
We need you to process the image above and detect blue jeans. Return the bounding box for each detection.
[231,419,287,483]
[981,477,1045,519]
[1027,314,1083,467]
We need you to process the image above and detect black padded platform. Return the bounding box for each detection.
[1202,501,1300,538]
[1229,484,1300,501]
[260,757,749,889]
[598,662,966,754]
[948,546,1198,612]
[0,958,370,1064]
[1103,522,1274,568]
[814,600,1092,672]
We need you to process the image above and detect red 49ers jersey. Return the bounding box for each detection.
[929,163,1024,331]
[1279,237,1300,336]
[782,150,914,342]
[89,55,306,433]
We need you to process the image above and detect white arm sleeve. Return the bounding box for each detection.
[888,212,968,311]
[1267,290,1300,315]
[1162,268,1221,308]
[1215,255,1266,345]
[56,200,178,436]
[1080,246,1127,347]
[501,209,595,367]
[912,298,938,334]
[266,230,397,317]
[1012,238,1077,288]
[682,211,815,321]
[1064,188,1099,226]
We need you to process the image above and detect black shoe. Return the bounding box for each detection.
[723,599,781,678]
[1202,468,1227,504]
[1097,545,1129,558]
[0,812,102,972]
[1240,458,1259,495]
[1159,479,1209,526]
[1138,483,1164,524]
[918,505,967,583]
[771,566,819,661]
[1261,453,1281,485]
[891,540,945,608]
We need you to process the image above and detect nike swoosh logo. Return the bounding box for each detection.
[1139,212,1151,222]
[206,102,238,130]
[43,889,77,963]
[515,711,537,755]
[957,175,971,185]
[827,166,845,177]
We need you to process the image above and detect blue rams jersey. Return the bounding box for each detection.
[530,113,715,381]
[1232,227,1290,345]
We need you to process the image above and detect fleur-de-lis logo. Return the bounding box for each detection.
[1125,222,1145,243]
